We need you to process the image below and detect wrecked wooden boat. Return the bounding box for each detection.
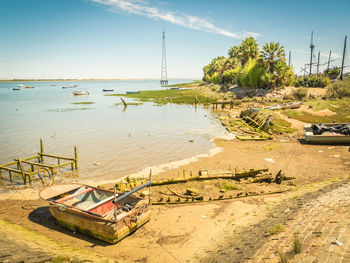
[264,101,303,110]
[304,123,350,144]
[39,182,152,243]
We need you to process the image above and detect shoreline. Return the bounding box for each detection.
[0,78,199,82]
[85,144,225,187]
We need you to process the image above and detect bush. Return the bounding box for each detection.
[222,67,241,84]
[294,75,330,88]
[327,79,350,98]
[237,59,266,88]
[292,88,308,100]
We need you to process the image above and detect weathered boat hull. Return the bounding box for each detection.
[39,183,152,244]
[304,124,350,144]
[264,101,303,110]
[49,204,151,243]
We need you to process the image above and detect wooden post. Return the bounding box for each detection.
[120,98,127,107]
[40,138,44,163]
[74,146,78,169]
[18,159,26,185]
[149,170,152,204]
[9,171,12,183]
[230,100,233,109]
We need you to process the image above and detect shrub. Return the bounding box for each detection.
[267,223,286,235]
[292,88,308,100]
[327,79,350,98]
[222,67,241,84]
[294,75,330,88]
[237,59,266,88]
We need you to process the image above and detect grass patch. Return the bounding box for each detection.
[71,101,95,105]
[166,80,202,88]
[267,223,285,236]
[293,235,302,254]
[270,115,298,134]
[283,98,350,123]
[106,89,213,105]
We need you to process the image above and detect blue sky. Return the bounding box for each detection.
[0,0,349,79]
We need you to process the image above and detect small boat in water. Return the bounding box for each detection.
[304,123,350,144]
[24,86,34,88]
[126,91,140,94]
[103,89,114,92]
[13,88,21,90]
[264,101,303,110]
[39,182,152,243]
[73,90,89,95]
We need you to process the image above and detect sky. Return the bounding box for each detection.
[0,0,349,79]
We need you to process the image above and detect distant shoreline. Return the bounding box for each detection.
[0,78,199,82]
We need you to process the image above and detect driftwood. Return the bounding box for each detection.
[151,168,269,186]
[252,170,295,184]
[165,186,203,200]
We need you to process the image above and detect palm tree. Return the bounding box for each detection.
[239,37,259,66]
[228,45,240,59]
[261,42,286,72]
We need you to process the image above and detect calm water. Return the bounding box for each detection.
[0,79,229,185]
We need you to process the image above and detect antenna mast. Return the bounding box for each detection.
[288,50,291,66]
[340,35,347,80]
[160,30,168,85]
[309,31,315,76]
[327,50,332,72]
[316,51,320,76]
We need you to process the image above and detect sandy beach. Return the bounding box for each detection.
[0,103,349,262]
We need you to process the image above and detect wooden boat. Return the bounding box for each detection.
[39,182,152,243]
[304,123,350,144]
[13,88,21,90]
[103,89,114,92]
[126,91,140,94]
[73,90,89,95]
[24,86,34,88]
[264,101,303,110]
[62,85,77,89]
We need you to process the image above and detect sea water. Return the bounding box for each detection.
[0,79,230,185]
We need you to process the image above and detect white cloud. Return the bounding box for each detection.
[90,0,259,39]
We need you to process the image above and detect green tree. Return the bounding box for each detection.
[261,42,286,72]
[239,37,259,66]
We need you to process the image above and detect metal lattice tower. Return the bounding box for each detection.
[160,30,168,85]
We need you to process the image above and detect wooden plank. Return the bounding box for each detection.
[18,159,27,184]
[39,153,75,161]
[0,161,19,167]
[0,165,22,173]
[56,161,74,168]
[19,160,55,169]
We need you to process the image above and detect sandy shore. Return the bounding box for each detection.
[0,102,350,262]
